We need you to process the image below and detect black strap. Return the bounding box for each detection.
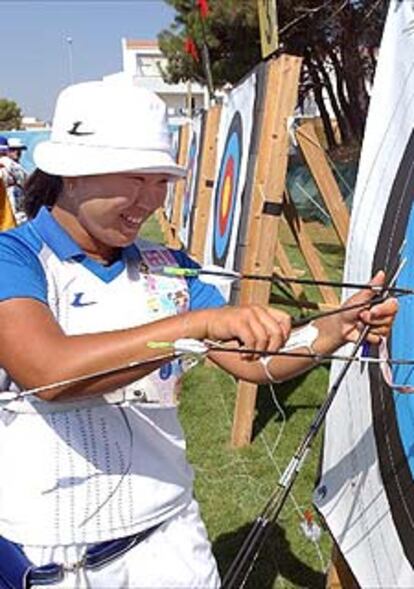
[262,201,283,216]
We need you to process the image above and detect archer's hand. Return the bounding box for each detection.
[204,305,291,359]
[339,270,398,345]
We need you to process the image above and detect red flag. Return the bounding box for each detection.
[197,0,209,19]
[184,37,200,62]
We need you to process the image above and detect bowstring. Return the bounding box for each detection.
[1,352,174,401]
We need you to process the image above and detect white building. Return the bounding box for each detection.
[104,39,208,125]
[21,116,49,130]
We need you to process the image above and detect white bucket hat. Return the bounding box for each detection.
[34,81,186,178]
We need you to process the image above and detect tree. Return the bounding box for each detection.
[279,0,389,148]
[0,98,22,131]
[159,0,262,88]
[158,0,389,152]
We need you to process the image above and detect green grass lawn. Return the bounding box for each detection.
[141,214,344,588]
[180,364,331,589]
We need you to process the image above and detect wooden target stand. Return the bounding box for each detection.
[158,58,352,446]
[295,120,350,247]
[157,105,222,257]
[230,54,302,445]
[233,118,352,444]
[188,104,222,260]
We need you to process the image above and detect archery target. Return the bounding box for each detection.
[212,112,243,265]
[369,129,414,565]
[203,72,257,300]
[179,113,205,249]
[315,4,414,586]
[164,125,181,223]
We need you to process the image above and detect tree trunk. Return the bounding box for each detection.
[314,51,351,144]
[304,53,337,150]
[328,48,359,142]
[339,6,370,140]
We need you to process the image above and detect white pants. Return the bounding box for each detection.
[23,500,221,589]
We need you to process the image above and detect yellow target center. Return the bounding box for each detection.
[221,176,232,218]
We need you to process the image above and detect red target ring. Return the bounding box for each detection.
[213,112,243,265]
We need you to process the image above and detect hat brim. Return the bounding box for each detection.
[33,141,186,178]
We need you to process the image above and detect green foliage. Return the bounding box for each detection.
[159,0,390,149]
[159,0,262,87]
[0,98,22,131]
[139,213,165,243]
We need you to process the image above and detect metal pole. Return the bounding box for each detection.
[66,36,74,84]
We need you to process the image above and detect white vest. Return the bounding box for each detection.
[0,239,195,546]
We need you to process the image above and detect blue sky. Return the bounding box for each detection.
[0,1,176,122]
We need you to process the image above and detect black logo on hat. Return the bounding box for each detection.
[67,121,95,136]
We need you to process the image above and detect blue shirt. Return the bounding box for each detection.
[0,207,225,311]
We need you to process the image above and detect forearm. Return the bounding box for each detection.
[0,301,212,401]
[209,315,346,384]
[260,315,347,383]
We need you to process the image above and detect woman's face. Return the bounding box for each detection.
[62,173,170,249]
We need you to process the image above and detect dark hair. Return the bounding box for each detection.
[23,169,63,218]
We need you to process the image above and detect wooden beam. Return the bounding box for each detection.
[275,242,307,301]
[169,123,191,249]
[231,54,302,448]
[326,545,359,589]
[155,208,175,246]
[296,120,349,247]
[282,191,339,306]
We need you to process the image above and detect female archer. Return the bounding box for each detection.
[0,81,397,588]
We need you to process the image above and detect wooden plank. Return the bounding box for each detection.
[296,120,349,246]
[326,545,359,589]
[231,54,302,448]
[275,241,307,300]
[189,104,222,262]
[155,208,175,246]
[282,191,339,306]
[270,293,334,312]
[169,123,191,248]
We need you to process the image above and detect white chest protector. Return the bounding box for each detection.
[5,239,190,410]
[0,240,195,546]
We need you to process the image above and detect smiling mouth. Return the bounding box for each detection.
[120,213,142,229]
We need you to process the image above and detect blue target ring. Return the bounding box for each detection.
[213,112,243,265]
[159,362,173,381]
[370,129,414,564]
[183,134,198,230]
[391,226,414,474]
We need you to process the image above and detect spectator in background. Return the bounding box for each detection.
[0,137,16,230]
[7,137,27,164]
[0,136,28,224]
